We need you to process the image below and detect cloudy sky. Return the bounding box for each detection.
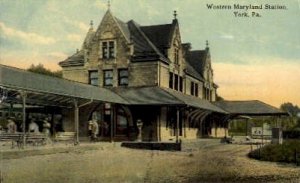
[0,0,299,107]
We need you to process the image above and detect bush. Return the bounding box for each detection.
[249,140,300,164]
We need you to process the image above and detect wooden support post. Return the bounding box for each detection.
[176,107,180,143]
[110,104,114,143]
[21,91,26,148]
[74,99,79,145]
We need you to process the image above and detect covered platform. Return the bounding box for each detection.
[0,64,128,146]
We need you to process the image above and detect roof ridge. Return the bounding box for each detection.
[140,23,172,28]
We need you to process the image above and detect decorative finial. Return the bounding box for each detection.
[206,40,209,48]
[108,0,111,10]
[76,48,79,53]
[173,10,177,19]
[90,20,93,29]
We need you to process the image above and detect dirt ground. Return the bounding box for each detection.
[0,139,299,183]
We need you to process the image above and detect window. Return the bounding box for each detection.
[195,83,198,97]
[102,42,108,59]
[102,41,115,59]
[118,69,128,86]
[179,76,183,92]
[169,72,174,89]
[103,70,113,86]
[109,41,115,58]
[190,82,194,95]
[174,74,179,90]
[89,71,98,86]
[174,48,179,64]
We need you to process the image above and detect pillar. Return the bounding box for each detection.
[74,99,79,145]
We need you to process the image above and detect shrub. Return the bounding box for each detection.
[249,140,300,164]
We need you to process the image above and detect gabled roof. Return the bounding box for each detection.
[185,50,207,77]
[115,17,131,42]
[140,24,173,51]
[127,20,170,63]
[185,61,204,81]
[214,100,287,116]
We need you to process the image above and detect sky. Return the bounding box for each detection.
[0,0,299,107]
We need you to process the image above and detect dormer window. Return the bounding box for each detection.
[102,41,115,59]
[174,48,179,64]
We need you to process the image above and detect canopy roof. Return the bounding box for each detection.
[0,65,128,106]
[214,100,287,116]
[113,86,227,114]
[162,88,228,114]
[111,86,184,106]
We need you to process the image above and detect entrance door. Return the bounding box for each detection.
[115,108,128,136]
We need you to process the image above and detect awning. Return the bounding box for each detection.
[0,64,128,106]
[111,86,184,106]
[113,86,228,114]
[162,87,228,114]
[214,100,287,116]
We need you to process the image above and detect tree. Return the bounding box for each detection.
[280,102,300,129]
[27,63,62,78]
[280,102,300,117]
[216,93,224,101]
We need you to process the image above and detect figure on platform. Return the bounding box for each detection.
[88,120,93,139]
[42,117,51,136]
[28,119,39,133]
[7,118,17,133]
[91,120,99,142]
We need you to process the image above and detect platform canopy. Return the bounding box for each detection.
[0,64,128,107]
[214,100,287,116]
[113,86,227,114]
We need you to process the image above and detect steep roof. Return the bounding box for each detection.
[115,17,131,41]
[185,50,207,77]
[127,20,170,63]
[185,61,204,81]
[140,24,173,51]
[82,27,96,49]
[59,50,84,67]
[214,100,287,116]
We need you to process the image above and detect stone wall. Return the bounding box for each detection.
[129,62,158,87]
[62,68,88,84]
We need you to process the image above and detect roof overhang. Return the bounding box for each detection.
[0,64,129,106]
[214,100,288,116]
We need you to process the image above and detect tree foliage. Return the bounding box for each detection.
[280,102,300,117]
[27,63,62,78]
[216,93,224,101]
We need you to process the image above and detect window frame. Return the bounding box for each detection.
[103,69,113,86]
[190,82,194,95]
[88,70,99,86]
[179,76,183,92]
[118,69,129,86]
[101,40,115,59]
[169,72,174,89]
[174,74,179,91]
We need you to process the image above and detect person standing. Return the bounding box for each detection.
[28,119,39,133]
[6,118,17,133]
[91,120,99,142]
[42,117,51,136]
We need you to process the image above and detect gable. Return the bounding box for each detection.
[96,10,130,42]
